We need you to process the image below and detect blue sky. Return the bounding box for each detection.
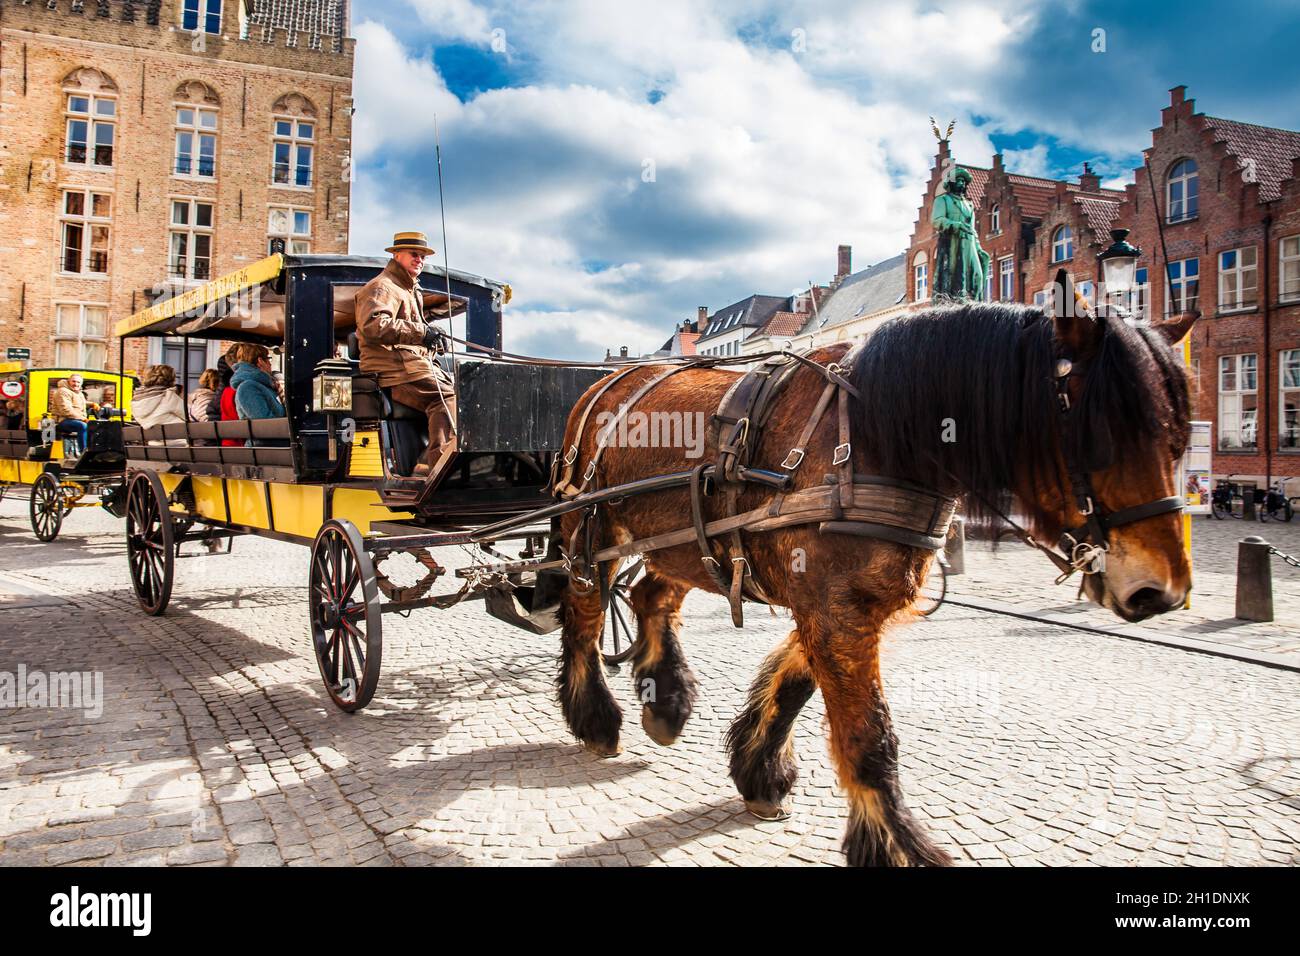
[348,0,1300,359]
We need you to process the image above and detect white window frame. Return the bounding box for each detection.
[998,256,1014,301]
[1165,257,1200,316]
[1281,348,1300,450]
[59,189,112,276]
[169,199,215,281]
[64,91,116,169]
[1051,225,1073,263]
[53,303,109,370]
[1218,353,1258,451]
[990,204,1001,235]
[271,115,315,189]
[1167,158,1198,224]
[174,104,219,179]
[913,251,928,301]
[267,205,312,253]
[181,0,224,36]
[1217,246,1257,313]
[1280,235,1300,304]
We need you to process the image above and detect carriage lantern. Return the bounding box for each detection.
[312,358,354,413]
[1097,228,1142,305]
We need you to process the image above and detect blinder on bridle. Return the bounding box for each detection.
[1048,338,1185,583]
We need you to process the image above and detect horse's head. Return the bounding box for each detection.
[1040,270,1196,622]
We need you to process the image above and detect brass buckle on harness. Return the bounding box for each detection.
[563,443,578,465]
[583,460,597,482]
[701,555,721,573]
[832,442,851,466]
[780,448,805,470]
[732,417,751,446]
[731,555,751,578]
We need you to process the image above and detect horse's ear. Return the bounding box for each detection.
[1156,310,1198,345]
[1050,268,1101,353]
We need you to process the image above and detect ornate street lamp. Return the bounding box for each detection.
[1097,227,1142,316]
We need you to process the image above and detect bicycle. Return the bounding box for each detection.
[1210,476,1244,520]
[1258,480,1295,522]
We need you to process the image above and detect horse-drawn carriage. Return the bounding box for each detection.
[0,362,136,540]
[113,251,650,711]
[117,252,1198,865]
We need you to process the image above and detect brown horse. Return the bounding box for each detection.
[554,280,1195,866]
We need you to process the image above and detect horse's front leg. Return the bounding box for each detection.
[799,592,952,867]
[629,571,697,746]
[557,563,623,757]
[725,628,817,820]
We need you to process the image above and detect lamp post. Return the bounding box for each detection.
[1097,227,1142,320]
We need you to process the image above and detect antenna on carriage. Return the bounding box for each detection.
[433,113,459,437]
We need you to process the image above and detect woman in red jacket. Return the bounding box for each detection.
[217,352,240,447]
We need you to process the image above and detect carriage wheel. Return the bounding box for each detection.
[309,519,383,713]
[125,472,174,616]
[915,559,947,617]
[601,558,645,666]
[30,473,65,542]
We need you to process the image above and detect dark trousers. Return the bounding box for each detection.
[390,377,456,468]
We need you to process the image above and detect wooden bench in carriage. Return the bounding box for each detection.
[113,251,625,711]
[0,362,138,541]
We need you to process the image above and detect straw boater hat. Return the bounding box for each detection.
[386,231,436,256]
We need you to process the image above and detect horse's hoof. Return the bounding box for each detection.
[744,798,791,822]
[581,739,622,759]
[641,708,681,747]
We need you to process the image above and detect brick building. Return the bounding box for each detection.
[901,89,1300,485]
[0,0,354,382]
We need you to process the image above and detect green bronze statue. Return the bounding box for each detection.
[931,166,991,300]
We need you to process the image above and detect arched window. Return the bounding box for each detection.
[271,93,318,188]
[913,251,929,301]
[173,81,220,179]
[62,68,118,168]
[1051,225,1073,263]
[1167,158,1198,223]
[990,203,1001,234]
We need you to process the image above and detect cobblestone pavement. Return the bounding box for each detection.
[0,502,1297,866]
[948,515,1300,659]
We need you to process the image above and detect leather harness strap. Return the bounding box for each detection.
[552,364,641,496]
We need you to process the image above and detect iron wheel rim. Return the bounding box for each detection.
[125,473,173,615]
[601,558,644,666]
[309,521,382,712]
[30,474,63,542]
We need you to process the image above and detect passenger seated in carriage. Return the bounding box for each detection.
[49,375,89,456]
[354,230,456,479]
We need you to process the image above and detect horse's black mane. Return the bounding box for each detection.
[847,301,1191,522]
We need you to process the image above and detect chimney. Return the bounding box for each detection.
[836,245,852,284]
[1079,162,1100,193]
[696,306,709,332]
[619,346,629,358]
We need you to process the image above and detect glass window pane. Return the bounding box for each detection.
[170,232,189,276]
[182,0,200,31]
[298,122,313,139]
[65,191,85,216]
[68,95,89,114]
[56,305,79,335]
[293,210,310,234]
[199,110,218,129]
[275,120,292,137]
[91,193,111,218]
[82,343,107,370]
[66,120,88,163]
[176,131,193,174]
[93,122,114,165]
[177,108,195,126]
[193,235,212,279]
[295,145,313,186]
[198,135,216,177]
[83,307,107,337]
[89,226,110,273]
[1220,250,1235,270]
[95,98,115,117]
[56,341,79,367]
[196,203,213,228]
[62,223,83,272]
[172,201,188,225]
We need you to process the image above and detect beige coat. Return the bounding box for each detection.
[354,259,453,389]
[49,384,87,422]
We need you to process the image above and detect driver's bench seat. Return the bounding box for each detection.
[346,332,428,477]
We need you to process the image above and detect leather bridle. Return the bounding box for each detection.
[1044,337,1185,584]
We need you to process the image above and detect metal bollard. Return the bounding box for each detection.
[945,515,965,575]
[1241,481,1257,520]
[1235,536,1273,622]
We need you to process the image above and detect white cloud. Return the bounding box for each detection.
[408,0,493,44]
[1002,144,1052,178]
[347,2,1052,358]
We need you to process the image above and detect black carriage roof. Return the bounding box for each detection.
[115,253,510,344]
